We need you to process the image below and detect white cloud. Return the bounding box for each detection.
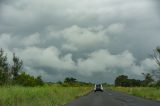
[61,44,78,51]
[21,32,41,46]
[49,25,109,51]
[63,25,108,45]
[15,46,76,70]
[140,58,158,71]
[24,66,48,77]
[76,50,157,78]
[76,50,135,76]
[0,33,12,48]
[15,47,156,77]
[107,23,125,34]
[1,0,155,32]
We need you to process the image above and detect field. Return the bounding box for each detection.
[109,87,160,101]
[0,85,92,106]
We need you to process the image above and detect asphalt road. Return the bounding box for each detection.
[64,90,160,106]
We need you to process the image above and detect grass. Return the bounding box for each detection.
[108,86,160,101]
[0,85,91,106]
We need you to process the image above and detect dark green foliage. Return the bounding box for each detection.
[57,81,63,85]
[115,75,128,87]
[127,79,142,87]
[64,77,77,84]
[157,47,160,53]
[36,76,44,86]
[142,73,154,86]
[59,77,93,87]
[11,53,23,80]
[15,72,44,87]
[76,81,93,86]
[115,73,155,87]
[115,75,142,87]
[156,80,160,87]
[0,49,10,85]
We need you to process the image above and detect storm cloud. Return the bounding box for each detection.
[0,0,160,83]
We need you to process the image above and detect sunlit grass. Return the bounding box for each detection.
[0,85,91,106]
[109,87,160,101]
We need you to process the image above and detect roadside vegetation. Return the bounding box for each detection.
[109,87,160,101]
[0,85,91,106]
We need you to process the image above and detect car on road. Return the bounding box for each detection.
[94,84,103,92]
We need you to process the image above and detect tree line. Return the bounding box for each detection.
[115,73,154,87]
[54,77,93,87]
[115,47,160,87]
[0,49,44,86]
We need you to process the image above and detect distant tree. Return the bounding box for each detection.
[11,53,23,80]
[64,77,77,84]
[36,76,44,86]
[0,49,10,85]
[127,79,141,87]
[115,75,128,87]
[57,81,63,85]
[115,75,142,87]
[15,72,44,87]
[142,73,154,86]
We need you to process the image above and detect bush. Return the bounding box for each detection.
[115,75,142,87]
[15,72,44,87]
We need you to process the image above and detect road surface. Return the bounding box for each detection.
[64,90,160,106]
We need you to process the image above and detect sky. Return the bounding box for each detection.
[0,0,160,83]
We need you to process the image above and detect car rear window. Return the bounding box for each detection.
[96,85,101,87]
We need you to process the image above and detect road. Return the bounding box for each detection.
[64,90,160,106]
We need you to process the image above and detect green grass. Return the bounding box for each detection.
[108,87,160,101]
[0,85,91,106]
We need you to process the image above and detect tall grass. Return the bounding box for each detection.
[0,85,91,106]
[109,87,160,101]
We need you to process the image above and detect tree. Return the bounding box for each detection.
[64,77,77,84]
[15,72,44,87]
[36,76,44,86]
[0,49,10,85]
[153,47,160,67]
[115,75,142,87]
[142,73,154,86]
[57,81,63,85]
[115,75,128,87]
[11,53,23,80]
[128,79,141,87]
[153,47,160,86]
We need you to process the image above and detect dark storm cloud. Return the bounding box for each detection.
[0,0,8,4]
[0,0,160,83]
[154,0,160,15]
